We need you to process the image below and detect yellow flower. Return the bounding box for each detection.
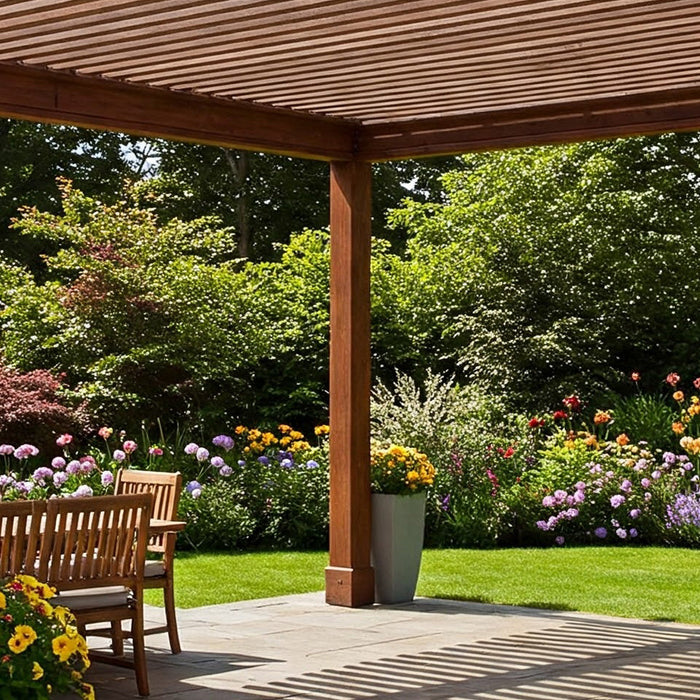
[279,436,292,447]
[689,404,700,417]
[564,440,576,449]
[261,432,278,446]
[52,634,78,662]
[584,435,599,448]
[672,421,686,435]
[8,635,29,654]
[289,430,304,440]
[53,606,76,627]
[673,390,685,402]
[0,591,6,609]
[14,625,37,646]
[314,425,330,436]
[290,440,310,452]
[81,682,96,700]
[278,424,292,434]
[234,425,247,435]
[32,661,44,680]
[616,433,630,446]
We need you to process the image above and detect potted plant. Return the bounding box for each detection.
[370,443,436,604]
[0,575,93,700]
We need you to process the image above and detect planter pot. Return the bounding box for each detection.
[371,492,426,604]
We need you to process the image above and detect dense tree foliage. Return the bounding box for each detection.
[3,130,700,433]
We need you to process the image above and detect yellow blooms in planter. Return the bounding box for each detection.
[0,575,92,699]
[370,442,436,495]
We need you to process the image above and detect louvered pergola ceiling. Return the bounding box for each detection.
[2,0,700,162]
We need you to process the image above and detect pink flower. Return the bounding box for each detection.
[56,434,73,447]
[666,372,680,387]
[148,446,163,457]
[123,440,138,454]
[98,426,113,439]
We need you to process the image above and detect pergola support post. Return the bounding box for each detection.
[325,160,374,607]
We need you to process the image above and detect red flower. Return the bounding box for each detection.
[496,446,515,459]
[666,372,680,387]
[694,378,700,390]
[562,395,582,412]
[552,410,568,421]
[528,417,545,429]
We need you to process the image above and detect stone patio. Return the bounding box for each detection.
[87,593,700,699]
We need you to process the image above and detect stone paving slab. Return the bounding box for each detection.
[85,593,700,700]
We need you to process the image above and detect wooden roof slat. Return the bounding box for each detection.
[218,42,700,105]
[1,0,700,162]
[1,0,650,70]
[150,24,700,94]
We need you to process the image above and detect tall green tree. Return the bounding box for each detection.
[0,119,144,271]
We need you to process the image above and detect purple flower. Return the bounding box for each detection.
[237,459,246,466]
[594,527,607,538]
[212,435,235,451]
[66,460,81,475]
[440,494,451,511]
[112,449,126,463]
[53,471,68,488]
[555,536,565,546]
[663,452,676,465]
[32,467,53,484]
[101,471,114,487]
[0,444,15,455]
[644,492,652,501]
[630,528,638,538]
[589,464,602,474]
[536,520,550,531]
[575,481,586,491]
[620,479,632,493]
[184,442,199,455]
[210,456,225,468]
[73,484,93,497]
[219,465,233,477]
[629,508,640,519]
[651,470,662,480]
[15,481,34,494]
[185,481,202,494]
[14,444,39,460]
[257,456,270,465]
[610,494,626,508]
[542,495,557,507]
[573,490,585,504]
[51,456,66,469]
[280,458,293,468]
[306,460,319,469]
[666,493,700,528]
[554,489,567,503]
[616,527,627,539]
[195,447,210,462]
[634,459,648,471]
[641,477,651,488]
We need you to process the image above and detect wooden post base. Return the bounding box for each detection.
[325,566,375,607]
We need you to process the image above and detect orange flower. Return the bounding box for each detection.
[616,433,630,446]
[593,410,611,425]
[672,421,686,435]
[673,390,685,402]
[631,371,640,381]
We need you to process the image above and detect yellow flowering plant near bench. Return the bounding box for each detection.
[370,442,436,495]
[0,575,93,700]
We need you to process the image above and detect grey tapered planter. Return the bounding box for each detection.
[371,492,426,604]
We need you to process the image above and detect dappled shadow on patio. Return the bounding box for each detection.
[88,595,700,699]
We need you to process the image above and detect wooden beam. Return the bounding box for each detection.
[325,160,374,608]
[356,87,700,161]
[0,62,356,161]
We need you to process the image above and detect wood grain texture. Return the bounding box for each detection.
[326,160,374,607]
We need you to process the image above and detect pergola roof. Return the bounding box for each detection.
[2,0,700,161]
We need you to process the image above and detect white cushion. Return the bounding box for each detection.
[54,586,132,610]
[144,560,166,578]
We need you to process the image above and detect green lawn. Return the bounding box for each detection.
[151,547,700,624]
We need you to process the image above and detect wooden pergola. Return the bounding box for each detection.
[2,0,700,607]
